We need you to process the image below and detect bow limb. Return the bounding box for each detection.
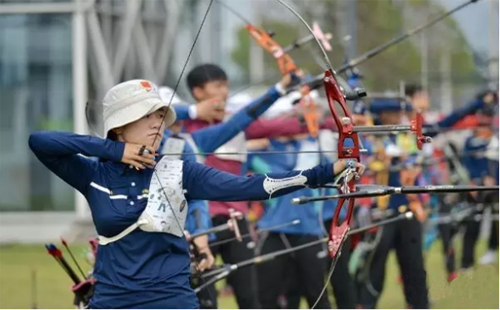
[245,23,298,75]
[245,25,320,137]
[235,9,321,137]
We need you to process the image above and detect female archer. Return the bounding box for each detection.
[29,79,363,309]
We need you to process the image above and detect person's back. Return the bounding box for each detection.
[248,136,332,309]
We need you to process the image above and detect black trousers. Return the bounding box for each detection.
[281,232,356,309]
[438,223,457,274]
[196,215,260,309]
[257,232,331,309]
[324,219,358,309]
[488,218,499,251]
[357,216,429,309]
[437,202,458,275]
[461,192,499,269]
[282,264,302,309]
[213,215,259,309]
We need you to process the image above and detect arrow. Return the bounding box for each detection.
[60,237,87,279]
[45,244,81,285]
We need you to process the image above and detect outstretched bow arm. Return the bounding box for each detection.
[183,160,338,202]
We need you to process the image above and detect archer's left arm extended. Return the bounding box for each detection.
[190,84,285,153]
[424,98,487,137]
[245,115,337,140]
[183,161,337,202]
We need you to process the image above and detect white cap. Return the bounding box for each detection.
[226,93,253,114]
[262,91,301,119]
[102,80,177,137]
[262,90,321,119]
[158,86,184,105]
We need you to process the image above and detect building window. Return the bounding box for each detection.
[0,13,73,211]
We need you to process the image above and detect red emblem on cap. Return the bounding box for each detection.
[140,81,152,91]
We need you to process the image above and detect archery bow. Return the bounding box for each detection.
[273,1,421,266]
[216,0,336,138]
[272,0,489,307]
[245,21,321,138]
[226,8,346,243]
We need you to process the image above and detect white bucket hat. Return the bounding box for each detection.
[102,80,177,138]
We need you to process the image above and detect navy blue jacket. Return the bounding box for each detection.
[463,135,499,184]
[29,131,335,309]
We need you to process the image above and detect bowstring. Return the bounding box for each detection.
[145,0,219,304]
[83,0,216,296]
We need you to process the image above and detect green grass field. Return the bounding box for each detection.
[0,240,498,309]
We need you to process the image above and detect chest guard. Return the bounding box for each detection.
[98,158,188,245]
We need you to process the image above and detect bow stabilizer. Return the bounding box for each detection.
[293,185,500,203]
